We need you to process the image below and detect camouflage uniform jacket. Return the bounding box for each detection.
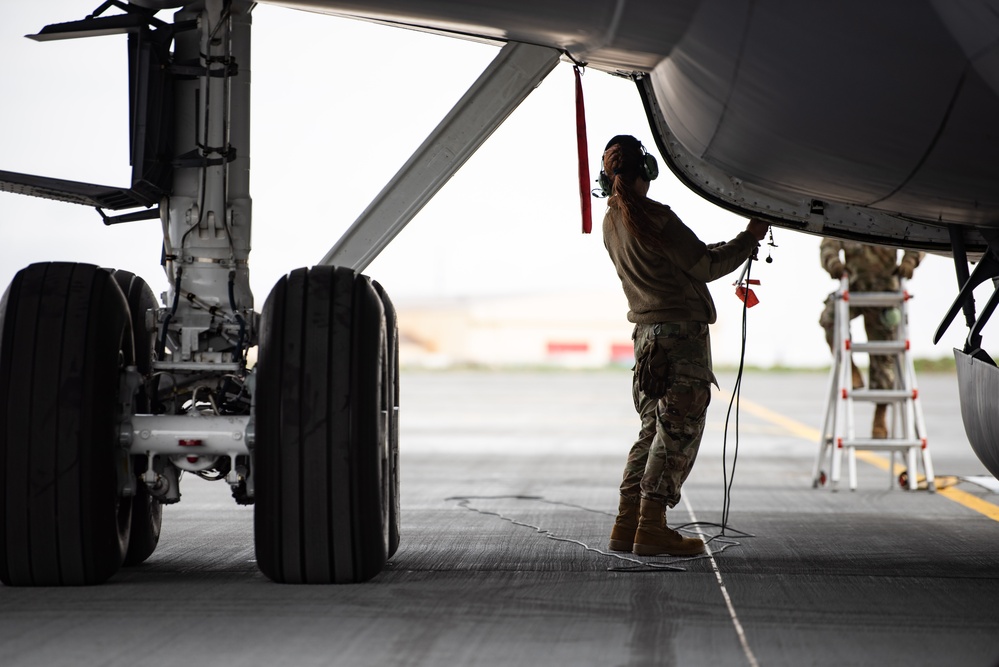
[819,238,924,291]
[603,201,758,324]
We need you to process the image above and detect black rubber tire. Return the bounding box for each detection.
[122,482,162,566]
[373,281,401,559]
[254,266,389,584]
[112,271,163,567]
[0,263,133,586]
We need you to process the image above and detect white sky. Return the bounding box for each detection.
[0,1,988,367]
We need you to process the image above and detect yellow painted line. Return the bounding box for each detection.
[937,487,999,521]
[719,390,999,522]
[725,397,819,442]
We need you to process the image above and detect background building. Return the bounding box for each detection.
[397,290,636,368]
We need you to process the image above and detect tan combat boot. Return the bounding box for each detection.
[872,404,889,439]
[608,497,640,552]
[632,498,705,556]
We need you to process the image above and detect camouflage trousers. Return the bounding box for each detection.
[620,322,717,508]
[819,292,897,390]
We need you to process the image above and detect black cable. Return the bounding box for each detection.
[447,495,686,572]
[227,270,247,366]
[157,266,183,361]
[674,254,756,539]
[720,256,753,531]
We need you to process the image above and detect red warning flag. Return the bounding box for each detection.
[574,65,592,234]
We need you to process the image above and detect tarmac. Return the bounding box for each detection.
[1,369,998,666]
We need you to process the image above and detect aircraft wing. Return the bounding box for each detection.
[259,0,999,254]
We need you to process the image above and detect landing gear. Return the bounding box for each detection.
[112,270,163,567]
[0,263,134,586]
[254,266,393,583]
[1,0,414,587]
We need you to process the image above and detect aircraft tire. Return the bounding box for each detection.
[0,263,133,586]
[111,271,163,567]
[254,266,389,584]
[373,281,401,559]
[122,482,163,567]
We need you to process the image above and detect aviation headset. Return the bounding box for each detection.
[596,136,660,197]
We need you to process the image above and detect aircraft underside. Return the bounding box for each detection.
[0,0,997,586]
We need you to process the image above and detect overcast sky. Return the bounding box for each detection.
[0,1,987,367]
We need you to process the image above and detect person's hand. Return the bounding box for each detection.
[827,261,847,280]
[895,256,917,279]
[746,218,769,241]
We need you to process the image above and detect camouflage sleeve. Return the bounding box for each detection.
[653,207,755,282]
[684,231,758,282]
[896,249,924,279]
[901,250,924,267]
[820,238,846,279]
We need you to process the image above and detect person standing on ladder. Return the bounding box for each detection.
[818,240,923,438]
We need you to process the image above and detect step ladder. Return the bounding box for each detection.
[813,277,935,491]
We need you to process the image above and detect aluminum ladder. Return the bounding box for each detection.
[813,277,935,491]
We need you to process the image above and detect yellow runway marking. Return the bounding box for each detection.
[720,391,999,522]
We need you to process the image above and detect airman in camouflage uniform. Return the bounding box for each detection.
[818,239,923,436]
[600,134,767,557]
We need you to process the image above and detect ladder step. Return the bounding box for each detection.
[849,341,908,354]
[844,291,908,307]
[846,389,914,401]
[843,438,924,450]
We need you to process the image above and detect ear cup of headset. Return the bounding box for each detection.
[642,152,659,182]
[598,171,612,197]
